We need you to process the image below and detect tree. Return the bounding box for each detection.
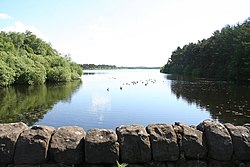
[161,18,250,81]
[0,60,15,87]
[0,31,82,87]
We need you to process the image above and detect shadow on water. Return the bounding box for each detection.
[167,75,250,125]
[0,80,82,126]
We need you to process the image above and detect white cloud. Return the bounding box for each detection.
[0,21,47,40]
[98,16,105,22]
[0,13,11,19]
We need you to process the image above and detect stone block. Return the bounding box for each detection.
[49,126,86,164]
[8,164,41,167]
[146,124,179,161]
[7,165,41,167]
[224,123,250,161]
[85,128,119,164]
[42,164,65,167]
[180,124,207,159]
[145,161,166,167]
[14,126,55,164]
[166,162,175,167]
[0,122,27,164]
[174,160,207,167]
[186,160,207,167]
[244,123,250,131]
[81,162,106,167]
[116,125,151,163]
[239,162,250,167]
[82,164,104,167]
[197,119,233,161]
[208,160,236,167]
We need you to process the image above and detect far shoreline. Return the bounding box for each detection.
[81,64,160,70]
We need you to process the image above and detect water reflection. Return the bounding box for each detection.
[168,75,250,125]
[0,80,81,126]
[0,70,249,129]
[90,94,111,112]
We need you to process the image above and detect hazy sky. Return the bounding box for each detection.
[0,0,249,67]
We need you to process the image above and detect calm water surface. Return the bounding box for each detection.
[0,69,249,130]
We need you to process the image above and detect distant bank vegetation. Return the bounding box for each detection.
[161,18,250,81]
[0,31,82,87]
[81,64,118,70]
[81,64,160,70]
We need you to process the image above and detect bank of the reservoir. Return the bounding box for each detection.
[0,119,249,167]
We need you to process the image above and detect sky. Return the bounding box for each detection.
[0,0,250,67]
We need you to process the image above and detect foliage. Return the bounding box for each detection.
[0,59,15,86]
[116,160,128,167]
[0,31,82,87]
[81,64,160,70]
[81,64,118,70]
[161,18,250,81]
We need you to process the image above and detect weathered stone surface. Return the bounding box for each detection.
[180,124,207,159]
[239,162,250,167]
[42,164,66,167]
[208,160,236,167]
[116,125,151,163]
[244,123,250,131]
[8,165,40,167]
[0,122,27,164]
[166,162,175,167]
[173,160,207,167]
[82,162,111,167]
[14,126,55,164]
[127,165,144,167]
[186,161,207,167]
[174,158,187,167]
[224,123,250,161]
[145,161,166,167]
[197,119,233,161]
[49,126,85,164]
[146,124,179,161]
[83,164,104,167]
[85,128,119,164]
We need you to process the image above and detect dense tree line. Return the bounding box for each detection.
[81,64,118,70]
[0,31,82,87]
[161,18,250,81]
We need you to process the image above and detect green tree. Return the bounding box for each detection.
[0,60,15,87]
[0,31,82,87]
[161,18,250,81]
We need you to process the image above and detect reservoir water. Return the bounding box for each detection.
[0,69,249,130]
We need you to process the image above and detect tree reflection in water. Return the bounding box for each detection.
[0,80,81,126]
[167,75,250,125]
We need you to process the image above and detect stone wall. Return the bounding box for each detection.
[0,119,249,167]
